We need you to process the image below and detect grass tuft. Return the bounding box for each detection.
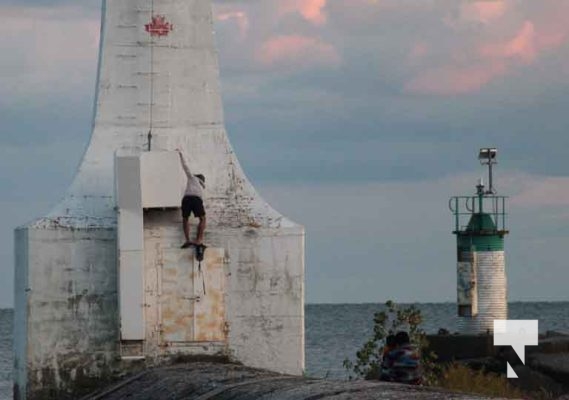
[436,363,524,399]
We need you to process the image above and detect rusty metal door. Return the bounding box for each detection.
[160,247,226,343]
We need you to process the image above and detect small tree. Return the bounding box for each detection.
[343,300,439,384]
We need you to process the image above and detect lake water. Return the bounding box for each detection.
[1,302,568,399]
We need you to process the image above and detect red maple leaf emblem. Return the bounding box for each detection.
[145,15,173,37]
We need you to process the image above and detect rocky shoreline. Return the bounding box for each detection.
[81,362,499,400]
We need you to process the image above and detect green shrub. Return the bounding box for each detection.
[343,300,553,399]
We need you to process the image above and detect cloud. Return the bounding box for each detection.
[0,5,99,101]
[460,0,508,24]
[279,0,328,26]
[510,176,569,208]
[406,13,569,96]
[480,21,537,64]
[481,18,569,63]
[216,10,250,38]
[256,35,340,69]
[259,170,569,303]
[404,62,507,95]
[407,41,429,64]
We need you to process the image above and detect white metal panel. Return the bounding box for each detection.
[140,152,184,209]
[116,153,146,340]
[119,250,145,340]
[118,208,143,251]
[115,156,142,210]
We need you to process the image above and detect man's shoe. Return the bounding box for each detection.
[181,241,193,249]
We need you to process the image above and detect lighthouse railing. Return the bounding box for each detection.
[449,195,508,233]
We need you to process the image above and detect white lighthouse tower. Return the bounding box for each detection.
[14,1,305,398]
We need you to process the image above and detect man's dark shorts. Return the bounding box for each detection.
[181,196,205,219]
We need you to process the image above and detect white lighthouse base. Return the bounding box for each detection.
[15,218,304,399]
[458,251,507,334]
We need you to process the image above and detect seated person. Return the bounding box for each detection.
[380,334,396,380]
[380,331,422,385]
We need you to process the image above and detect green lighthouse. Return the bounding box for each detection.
[450,148,509,334]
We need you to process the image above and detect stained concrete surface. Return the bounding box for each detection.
[83,362,498,400]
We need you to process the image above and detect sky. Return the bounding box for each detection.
[1,0,569,307]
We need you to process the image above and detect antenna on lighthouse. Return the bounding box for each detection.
[478,148,497,194]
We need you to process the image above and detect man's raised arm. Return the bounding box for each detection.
[176,149,192,178]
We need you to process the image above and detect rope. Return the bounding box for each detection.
[197,260,207,296]
[148,0,155,151]
[201,262,206,296]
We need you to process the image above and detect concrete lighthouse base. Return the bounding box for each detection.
[13,0,305,399]
[458,251,508,335]
[15,217,304,399]
[458,251,507,335]
[14,224,119,399]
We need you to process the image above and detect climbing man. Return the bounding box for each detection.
[176,149,206,249]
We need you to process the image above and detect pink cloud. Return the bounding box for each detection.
[279,0,328,26]
[216,11,250,38]
[480,21,537,64]
[405,62,507,95]
[407,11,569,96]
[479,18,569,65]
[408,42,429,64]
[531,1,569,48]
[461,1,508,24]
[256,35,340,69]
[504,21,537,62]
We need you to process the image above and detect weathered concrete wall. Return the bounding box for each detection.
[139,211,304,376]
[221,227,305,374]
[13,228,28,400]
[14,226,119,400]
[14,0,305,398]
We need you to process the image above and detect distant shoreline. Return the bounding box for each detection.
[1,300,568,310]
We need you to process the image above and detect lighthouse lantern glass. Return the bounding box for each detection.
[479,148,497,161]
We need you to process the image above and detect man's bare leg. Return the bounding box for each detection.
[195,215,206,245]
[181,217,193,248]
